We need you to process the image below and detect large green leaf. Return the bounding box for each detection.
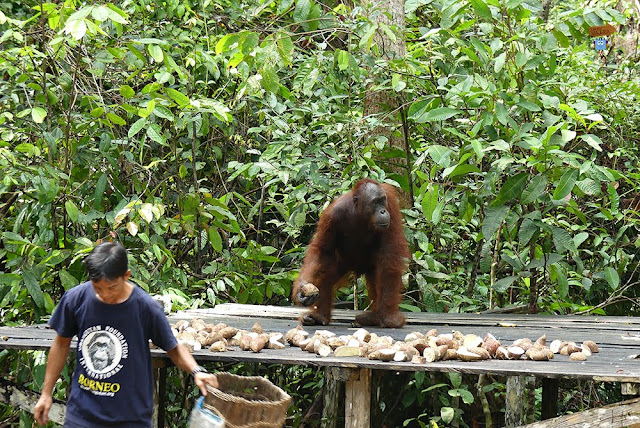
[166,88,190,108]
[552,169,578,201]
[427,145,453,167]
[469,0,492,20]
[128,117,147,138]
[493,275,517,292]
[423,107,462,122]
[421,184,439,223]
[551,226,576,254]
[146,124,166,145]
[482,205,509,240]
[603,267,620,290]
[521,175,547,204]
[31,107,47,123]
[491,172,528,206]
[293,0,311,23]
[65,200,79,222]
[23,269,44,309]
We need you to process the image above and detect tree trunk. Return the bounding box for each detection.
[363,0,412,206]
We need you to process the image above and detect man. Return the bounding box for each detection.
[34,242,218,427]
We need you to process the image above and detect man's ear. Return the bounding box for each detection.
[124,270,132,280]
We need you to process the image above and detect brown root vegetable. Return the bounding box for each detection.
[286,326,306,344]
[426,328,438,337]
[300,283,320,299]
[409,339,429,354]
[177,331,197,341]
[570,351,587,361]
[327,336,347,349]
[560,342,580,356]
[368,349,396,362]
[174,320,189,331]
[210,341,227,352]
[506,346,526,359]
[482,333,501,357]
[534,334,547,348]
[583,340,599,353]
[526,348,554,361]
[353,328,371,343]
[268,336,285,350]
[513,338,533,351]
[456,347,486,362]
[198,332,222,346]
[251,322,263,334]
[334,346,361,357]
[496,346,510,360]
[393,351,410,362]
[404,332,423,342]
[463,334,483,349]
[411,355,427,364]
[190,318,207,331]
[250,334,269,353]
[239,334,253,351]
[435,336,457,349]
[316,343,332,357]
[219,327,239,339]
[423,347,441,363]
[549,339,564,354]
[211,323,228,332]
[467,347,490,360]
[443,349,458,361]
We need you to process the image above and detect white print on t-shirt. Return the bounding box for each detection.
[78,325,128,380]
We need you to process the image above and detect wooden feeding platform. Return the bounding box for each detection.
[2,304,640,427]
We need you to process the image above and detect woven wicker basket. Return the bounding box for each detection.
[203,373,292,428]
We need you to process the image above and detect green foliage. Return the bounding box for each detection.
[0,0,639,426]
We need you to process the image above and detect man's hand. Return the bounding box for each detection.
[194,372,219,396]
[34,394,52,426]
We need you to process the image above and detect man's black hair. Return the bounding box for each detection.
[84,242,128,281]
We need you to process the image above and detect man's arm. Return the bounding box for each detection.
[34,335,72,426]
[166,343,218,396]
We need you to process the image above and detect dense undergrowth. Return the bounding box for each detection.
[1,0,639,425]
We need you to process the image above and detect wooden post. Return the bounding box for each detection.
[152,358,167,428]
[322,367,345,428]
[505,376,526,427]
[541,378,559,420]
[344,368,371,428]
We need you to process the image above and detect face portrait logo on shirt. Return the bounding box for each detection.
[79,325,128,381]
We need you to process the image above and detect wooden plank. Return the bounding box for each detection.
[3,312,640,383]
[344,368,371,428]
[520,397,640,427]
[205,304,640,329]
[0,379,66,425]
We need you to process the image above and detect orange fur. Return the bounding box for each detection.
[292,179,410,327]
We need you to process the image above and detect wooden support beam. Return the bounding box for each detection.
[506,376,538,427]
[158,365,167,428]
[520,396,640,427]
[152,358,167,428]
[541,378,559,420]
[322,367,347,428]
[344,368,371,428]
[0,379,66,425]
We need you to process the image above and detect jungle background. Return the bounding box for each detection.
[1,0,639,426]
